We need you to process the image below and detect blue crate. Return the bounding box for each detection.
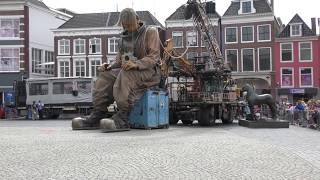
[129,90,169,129]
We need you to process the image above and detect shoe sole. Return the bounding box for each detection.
[101,128,130,133]
[72,127,100,130]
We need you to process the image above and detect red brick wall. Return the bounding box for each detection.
[54,34,119,77]
[0,10,24,16]
[0,8,28,76]
[275,39,320,88]
[23,6,29,76]
[222,21,276,72]
[165,26,221,56]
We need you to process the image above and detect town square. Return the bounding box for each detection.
[0,0,319,179]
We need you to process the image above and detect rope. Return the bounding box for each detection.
[158,29,190,59]
[157,9,200,60]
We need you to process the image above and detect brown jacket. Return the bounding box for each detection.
[111,24,160,70]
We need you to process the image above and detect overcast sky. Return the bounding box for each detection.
[43,0,319,28]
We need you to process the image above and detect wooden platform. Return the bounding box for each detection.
[239,119,289,129]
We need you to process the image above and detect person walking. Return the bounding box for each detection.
[37,100,44,119]
[32,101,38,120]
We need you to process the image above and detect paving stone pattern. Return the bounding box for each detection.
[0,120,319,180]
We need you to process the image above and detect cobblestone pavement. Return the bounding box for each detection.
[0,120,319,180]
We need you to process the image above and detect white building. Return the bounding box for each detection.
[0,0,72,106]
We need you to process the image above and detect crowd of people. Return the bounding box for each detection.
[278,100,320,130]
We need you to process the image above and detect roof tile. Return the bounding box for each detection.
[58,11,163,29]
[278,14,315,38]
[223,0,272,17]
[166,2,220,21]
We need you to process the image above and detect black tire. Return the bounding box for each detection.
[182,120,193,125]
[198,106,215,126]
[169,110,178,125]
[221,107,234,124]
[50,114,60,119]
[47,109,61,119]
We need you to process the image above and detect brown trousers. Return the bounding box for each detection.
[93,67,160,114]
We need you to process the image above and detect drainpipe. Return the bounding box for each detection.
[311,18,316,35]
[219,17,222,53]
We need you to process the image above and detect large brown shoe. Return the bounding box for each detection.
[72,111,106,130]
[100,112,130,133]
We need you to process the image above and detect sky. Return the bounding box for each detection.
[42,0,319,28]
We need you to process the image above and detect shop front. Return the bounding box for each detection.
[235,78,272,95]
[277,88,318,104]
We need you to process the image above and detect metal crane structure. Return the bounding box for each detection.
[162,0,240,126]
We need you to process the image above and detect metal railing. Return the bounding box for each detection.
[282,109,319,130]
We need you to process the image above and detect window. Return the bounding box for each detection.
[89,38,101,54]
[281,68,294,87]
[108,37,119,54]
[281,43,293,62]
[242,49,254,72]
[225,49,238,72]
[299,42,312,61]
[225,27,237,43]
[201,52,210,63]
[187,52,198,64]
[77,81,92,94]
[0,48,19,72]
[258,25,271,42]
[90,59,101,77]
[29,83,48,95]
[58,60,70,77]
[300,68,313,87]
[258,48,271,71]
[32,48,42,74]
[201,27,215,47]
[172,31,183,47]
[74,39,85,54]
[241,26,254,42]
[187,31,197,46]
[0,19,19,38]
[74,59,86,77]
[44,51,54,75]
[290,24,302,37]
[53,82,73,94]
[58,39,70,55]
[242,1,252,13]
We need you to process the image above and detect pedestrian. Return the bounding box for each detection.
[244,103,252,120]
[295,100,306,126]
[37,100,44,119]
[32,101,38,120]
[0,103,4,119]
[72,8,161,132]
[287,103,294,125]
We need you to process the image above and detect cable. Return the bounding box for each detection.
[158,28,190,59]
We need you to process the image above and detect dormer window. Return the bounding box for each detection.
[242,1,251,13]
[290,24,302,37]
[238,0,256,14]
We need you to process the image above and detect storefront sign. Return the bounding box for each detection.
[290,89,305,94]
[4,91,15,106]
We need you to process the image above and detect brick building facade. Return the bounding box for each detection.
[275,14,319,103]
[52,11,163,78]
[0,0,70,106]
[221,0,281,95]
[165,1,221,62]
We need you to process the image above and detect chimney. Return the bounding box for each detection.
[270,0,274,13]
[205,1,216,14]
[311,18,316,35]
